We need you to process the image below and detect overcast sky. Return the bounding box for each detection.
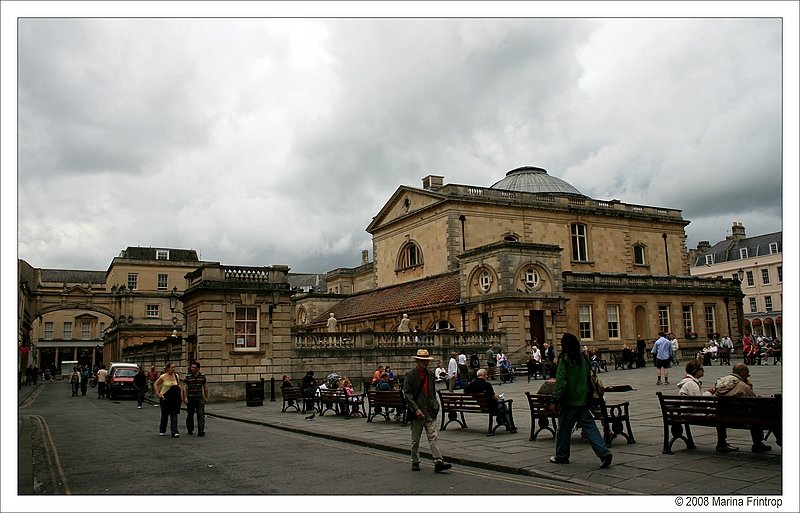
[10,12,793,275]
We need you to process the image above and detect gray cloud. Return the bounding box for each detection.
[14,17,786,273]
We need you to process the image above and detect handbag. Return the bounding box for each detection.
[587,371,604,406]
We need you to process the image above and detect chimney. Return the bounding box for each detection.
[422,175,444,190]
[696,240,711,252]
[361,250,369,265]
[731,221,746,241]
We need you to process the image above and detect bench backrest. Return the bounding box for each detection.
[717,394,781,429]
[319,389,347,401]
[437,391,490,413]
[657,392,719,422]
[525,392,555,417]
[367,389,406,408]
[281,387,304,399]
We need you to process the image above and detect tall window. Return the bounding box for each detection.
[704,254,714,265]
[235,307,259,349]
[739,248,748,259]
[761,269,770,285]
[397,242,422,269]
[99,322,105,335]
[777,266,782,282]
[769,242,778,254]
[607,305,620,339]
[156,250,169,260]
[764,296,773,312]
[578,305,593,340]
[658,305,671,333]
[127,273,138,290]
[157,273,168,290]
[44,322,54,340]
[682,306,694,335]
[81,322,90,340]
[146,305,159,318]
[749,297,757,312]
[633,244,646,265]
[704,306,716,335]
[746,271,754,286]
[571,223,588,261]
[63,322,73,340]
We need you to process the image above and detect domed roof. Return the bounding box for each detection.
[490,166,584,196]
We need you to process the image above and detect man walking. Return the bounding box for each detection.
[133,366,148,408]
[96,364,108,399]
[719,334,734,365]
[146,366,159,398]
[182,361,209,436]
[651,331,673,385]
[403,349,452,473]
[485,347,496,380]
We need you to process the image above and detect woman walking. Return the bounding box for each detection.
[154,362,182,438]
[548,333,613,468]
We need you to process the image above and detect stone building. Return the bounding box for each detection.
[689,222,782,340]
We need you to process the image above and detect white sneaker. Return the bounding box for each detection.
[159,432,166,436]
[137,405,142,409]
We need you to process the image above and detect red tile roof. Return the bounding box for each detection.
[310,272,460,326]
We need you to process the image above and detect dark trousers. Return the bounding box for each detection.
[71,381,79,396]
[186,397,206,434]
[135,385,147,406]
[159,399,179,435]
[80,378,88,395]
[97,382,107,399]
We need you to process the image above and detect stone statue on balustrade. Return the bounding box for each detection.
[327,313,338,333]
[397,313,411,333]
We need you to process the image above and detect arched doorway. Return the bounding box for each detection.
[634,305,647,340]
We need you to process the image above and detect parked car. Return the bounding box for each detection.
[107,362,139,399]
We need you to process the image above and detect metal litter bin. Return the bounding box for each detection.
[246,380,264,407]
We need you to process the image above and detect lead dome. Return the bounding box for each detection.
[490,166,584,196]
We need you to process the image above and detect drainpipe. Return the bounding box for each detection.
[662,233,670,275]
[459,215,466,252]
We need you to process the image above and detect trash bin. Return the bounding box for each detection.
[246,380,264,407]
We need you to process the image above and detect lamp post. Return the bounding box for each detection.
[169,287,188,365]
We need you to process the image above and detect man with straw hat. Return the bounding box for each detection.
[403,348,452,473]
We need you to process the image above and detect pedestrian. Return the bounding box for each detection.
[69,367,81,396]
[32,365,40,386]
[403,348,452,473]
[182,361,209,437]
[446,352,458,392]
[79,365,91,395]
[719,334,733,365]
[457,350,468,386]
[301,370,318,412]
[154,362,182,438]
[635,335,647,368]
[548,333,613,468]
[146,366,159,398]
[96,364,108,399]
[133,366,148,408]
[486,346,496,380]
[25,365,34,386]
[651,331,673,385]
[670,333,680,366]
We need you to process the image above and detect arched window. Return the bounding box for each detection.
[633,244,647,265]
[397,241,423,270]
[297,307,308,325]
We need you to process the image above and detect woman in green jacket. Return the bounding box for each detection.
[549,333,613,468]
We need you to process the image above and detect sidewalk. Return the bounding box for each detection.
[201,358,784,496]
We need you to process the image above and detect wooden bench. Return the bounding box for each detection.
[317,389,366,419]
[280,386,304,412]
[437,391,516,436]
[524,392,636,446]
[656,392,782,454]
[366,389,407,425]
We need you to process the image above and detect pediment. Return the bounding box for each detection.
[367,186,447,233]
[62,285,93,296]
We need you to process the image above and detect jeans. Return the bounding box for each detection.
[410,416,443,464]
[71,381,79,396]
[159,399,179,435]
[186,397,206,434]
[97,382,107,399]
[554,404,611,462]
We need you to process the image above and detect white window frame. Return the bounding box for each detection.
[682,306,694,335]
[769,242,778,254]
[764,296,773,312]
[658,305,671,333]
[146,305,160,318]
[607,305,620,339]
[127,273,138,290]
[761,268,770,285]
[746,271,754,287]
[571,223,588,262]
[633,244,646,265]
[81,322,91,340]
[44,322,54,340]
[749,297,757,312]
[156,250,169,260]
[704,305,716,335]
[704,254,714,265]
[478,270,492,292]
[157,273,168,290]
[397,241,423,270]
[63,322,73,341]
[99,322,105,335]
[739,247,748,259]
[578,305,593,340]
[235,306,259,350]
[523,267,540,288]
[777,266,782,282]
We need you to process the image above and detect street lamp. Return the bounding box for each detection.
[169,287,187,327]
[737,269,744,282]
[269,289,281,324]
